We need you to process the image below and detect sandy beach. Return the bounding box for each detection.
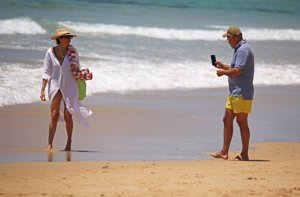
[0,142,299,197]
[0,86,300,196]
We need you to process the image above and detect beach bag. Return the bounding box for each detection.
[77,79,86,100]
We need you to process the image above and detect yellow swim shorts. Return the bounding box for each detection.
[225,96,252,113]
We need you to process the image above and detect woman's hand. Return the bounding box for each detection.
[40,90,46,101]
[40,79,48,101]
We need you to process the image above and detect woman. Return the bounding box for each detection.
[40,27,92,151]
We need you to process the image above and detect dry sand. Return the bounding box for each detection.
[0,142,300,197]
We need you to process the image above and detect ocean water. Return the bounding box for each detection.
[0,0,300,107]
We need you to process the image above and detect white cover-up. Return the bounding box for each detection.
[42,47,92,127]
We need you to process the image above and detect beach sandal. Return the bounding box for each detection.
[234,154,249,161]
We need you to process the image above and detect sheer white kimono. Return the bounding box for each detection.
[42,47,92,127]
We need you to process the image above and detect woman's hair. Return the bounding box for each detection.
[56,38,60,45]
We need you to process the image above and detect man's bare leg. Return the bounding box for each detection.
[236,113,250,161]
[210,108,235,159]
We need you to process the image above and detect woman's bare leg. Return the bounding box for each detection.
[48,90,62,150]
[64,103,73,151]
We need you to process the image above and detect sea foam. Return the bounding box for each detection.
[60,21,300,41]
[0,17,46,35]
[1,58,299,107]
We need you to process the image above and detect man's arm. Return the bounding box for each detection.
[215,61,230,70]
[216,67,242,77]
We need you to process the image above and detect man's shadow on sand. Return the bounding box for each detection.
[248,159,270,162]
[227,159,270,162]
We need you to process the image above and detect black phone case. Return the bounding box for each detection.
[210,55,216,67]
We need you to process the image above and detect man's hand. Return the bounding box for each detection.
[216,69,225,77]
[215,61,228,70]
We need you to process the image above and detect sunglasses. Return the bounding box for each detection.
[60,36,73,40]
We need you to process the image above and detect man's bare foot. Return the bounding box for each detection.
[209,151,228,160]
[64,140,72,151]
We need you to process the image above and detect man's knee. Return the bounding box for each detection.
[236,114,248,127]
[223,109,235,124]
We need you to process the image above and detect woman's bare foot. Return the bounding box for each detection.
[64,140,72,151]
[209,151,228,160]
[47,144,53,151]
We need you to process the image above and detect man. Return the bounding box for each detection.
[210,26,254,161]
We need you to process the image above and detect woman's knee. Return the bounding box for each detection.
[51,110,60,122]
[64,111,73,122]
[50,90,62,122]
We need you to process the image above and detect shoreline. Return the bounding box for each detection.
[1,85,300,162]
[0,142,299,196]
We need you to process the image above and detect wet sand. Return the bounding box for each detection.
[0,85,300,162]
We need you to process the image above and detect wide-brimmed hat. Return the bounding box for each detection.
[51,27,76,40]
[222,26,242,38]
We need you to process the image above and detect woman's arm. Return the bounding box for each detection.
[40,49,52,101]
[40,79,48,101]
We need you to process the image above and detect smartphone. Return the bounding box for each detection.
[210,55,216,67]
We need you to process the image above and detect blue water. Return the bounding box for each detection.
[1,0,300,106]
[0,0,300,104]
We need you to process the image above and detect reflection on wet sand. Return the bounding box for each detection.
[47,151,71,162]
[47,150,103,162]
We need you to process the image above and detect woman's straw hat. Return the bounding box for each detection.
[51,27,76,40]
